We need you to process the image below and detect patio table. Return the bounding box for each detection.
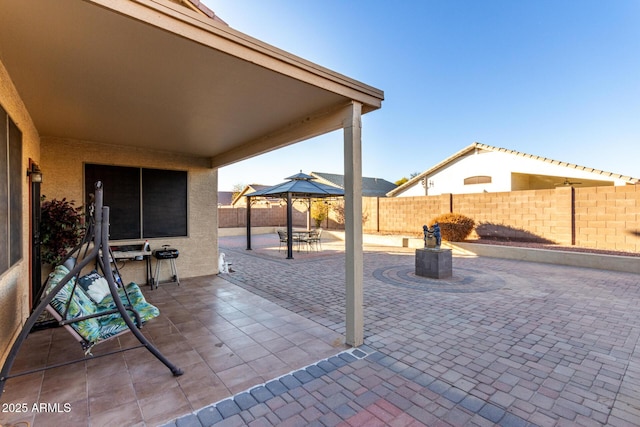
[293,229,322,252]
[292,230,311,252]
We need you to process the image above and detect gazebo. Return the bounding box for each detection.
[245,172,344,259]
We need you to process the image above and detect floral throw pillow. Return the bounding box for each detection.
[78,270,111,303]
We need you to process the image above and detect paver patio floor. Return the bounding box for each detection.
[189,234,640,426]
[2,233,639,426]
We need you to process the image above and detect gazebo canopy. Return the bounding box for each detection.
[245,172,344,258]
[248,172,344,199]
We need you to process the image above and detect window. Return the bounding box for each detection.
[464,176,492,185]
[0,104,23,275]
[84,164,187,240]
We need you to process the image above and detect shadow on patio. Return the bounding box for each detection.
[4,233,640,426]
[221,230,346,262]
[0,270,346,426]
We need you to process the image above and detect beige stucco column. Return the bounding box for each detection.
[343,101,364,347]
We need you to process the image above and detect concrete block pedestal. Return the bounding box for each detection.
[415,248,452,279]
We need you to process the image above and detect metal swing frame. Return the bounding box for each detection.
[0,182,183,397]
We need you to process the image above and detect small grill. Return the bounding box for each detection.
[152,246,180,289]
[153,248,179,259]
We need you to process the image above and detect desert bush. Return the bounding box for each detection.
[429,212,475,242]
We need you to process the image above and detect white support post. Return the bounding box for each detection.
[343,101,364,347]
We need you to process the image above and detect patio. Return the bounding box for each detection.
[1,234,639,426]
[0,255,346,426]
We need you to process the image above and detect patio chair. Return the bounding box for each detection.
[277,230,287,252]
[278,229,305,252]
[306,228,322,252]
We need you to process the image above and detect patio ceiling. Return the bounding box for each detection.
[0,0,383,168]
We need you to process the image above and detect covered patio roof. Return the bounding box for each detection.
[0,0,382,349]
[0,0,383,167]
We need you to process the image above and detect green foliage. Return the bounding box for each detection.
[429,212,475,242]
[395,172,420,186]
[40,197,85,265]
[311,199,329,228]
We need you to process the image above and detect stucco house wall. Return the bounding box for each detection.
[394,144,636,197]
[0,60,41,363]
[40,137,219,286]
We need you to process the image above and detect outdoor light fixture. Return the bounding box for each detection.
[421,178,434,188]
[27,163,43,183]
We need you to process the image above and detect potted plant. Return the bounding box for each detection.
[40,196,85,266]
[34,196,84,329]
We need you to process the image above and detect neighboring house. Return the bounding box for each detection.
[311,172,397,197]
[231,184,283,207]
[388,142,638,197]
[1,0,383,362]
[217,191,234,207]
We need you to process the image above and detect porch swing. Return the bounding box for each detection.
[0,182,183,396]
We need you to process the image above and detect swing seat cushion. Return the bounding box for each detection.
[46,265,160,344]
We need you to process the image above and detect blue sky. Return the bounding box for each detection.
[209,0,640,191]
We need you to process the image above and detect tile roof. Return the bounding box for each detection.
[311,172,397,197]
[218,191,234,206]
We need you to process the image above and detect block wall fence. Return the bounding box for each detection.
[218,203,342,230]
[219,185,640,253]
[363,185,640,252]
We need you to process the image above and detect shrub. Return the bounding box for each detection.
[40,197,85,265]
[429,212,475,242]
[311,199,329,228]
